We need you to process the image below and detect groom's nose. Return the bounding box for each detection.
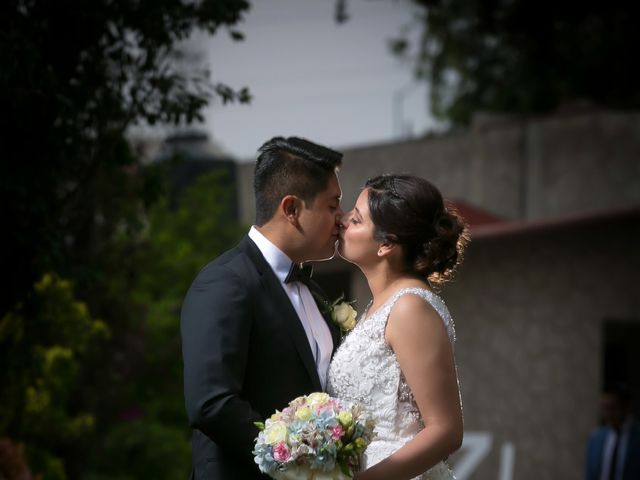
[339,213,349,230]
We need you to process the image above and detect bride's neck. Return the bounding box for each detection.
[363,263,406,305]
[363,260,430,313]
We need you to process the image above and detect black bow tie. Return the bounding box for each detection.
[284,263,313,286]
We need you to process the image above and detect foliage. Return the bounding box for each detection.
[0,0,251,313]
[82,168,245,480]
[85,420,191,480]
[1,168,244,479]
[0,274,109,479]
[388,0,640,124]
[1,0,250,478]
[134,169,245,318]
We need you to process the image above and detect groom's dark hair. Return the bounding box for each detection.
[254,136,343,226]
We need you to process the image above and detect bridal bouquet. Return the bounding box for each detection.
[253,392,375,479]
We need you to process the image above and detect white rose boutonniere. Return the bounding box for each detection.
[310,288,358,335]
[329,296,358,334]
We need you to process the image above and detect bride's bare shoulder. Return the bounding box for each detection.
[391,292,435,318]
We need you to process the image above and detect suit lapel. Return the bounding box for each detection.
[240,236,322,391]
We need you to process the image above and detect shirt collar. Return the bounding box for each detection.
[249,226,294,283]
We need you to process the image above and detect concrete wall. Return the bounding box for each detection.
[521,111,640,218]
[338,132,477,215]
[444,215,639,479]
[335,109,640,223]
[236,109,640,225]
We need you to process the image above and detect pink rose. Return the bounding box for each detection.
[273,442,291,462]
[330,424,344,440]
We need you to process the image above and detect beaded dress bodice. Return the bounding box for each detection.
[326,288,456,480]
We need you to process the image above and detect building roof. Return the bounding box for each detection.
[470,205,640,240]
[447,199,640,240]
[448,200,505,227]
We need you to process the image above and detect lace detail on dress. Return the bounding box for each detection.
[326,288,456,480]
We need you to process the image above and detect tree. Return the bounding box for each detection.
[0,0,250,313]
[87,168,244,480]
[389,0,640,124]
[0,274,109,479]
[1,1,250,478]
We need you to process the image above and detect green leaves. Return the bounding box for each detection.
[1,0,252,313]
[1,1,251,478]
[395,0,640,124]
[0,273,108,477]
[91,419,191,480]
[215,83,253,105]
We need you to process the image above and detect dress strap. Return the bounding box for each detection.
[383,287,456,344]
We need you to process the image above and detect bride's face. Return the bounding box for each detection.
[338,189,380,265]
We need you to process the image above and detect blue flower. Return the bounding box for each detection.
[311,441,338,471]
[253,442,278,473]
[289,419,307,434]
[316,409,339,429]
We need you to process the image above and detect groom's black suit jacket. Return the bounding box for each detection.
[181,235,341,479]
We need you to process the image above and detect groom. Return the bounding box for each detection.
[181,136,344,479]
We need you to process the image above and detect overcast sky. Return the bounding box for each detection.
[186,0,438,160]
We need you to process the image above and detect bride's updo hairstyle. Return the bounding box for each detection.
[365,174,469,286]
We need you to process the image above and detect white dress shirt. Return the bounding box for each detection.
[248,226,333,389]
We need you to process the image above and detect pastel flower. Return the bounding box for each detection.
[316,410,339,429]
[311,442,337,471]
[337,411,353,428]
[254,393,375,478]
[253,441,278,473]
[272,442,291,463]
[264,421,288,445]
[295,406,313,421]
[331,302,357,332]
[329,424,344,440]
[306,392,330,406]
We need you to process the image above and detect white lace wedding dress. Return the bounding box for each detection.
[326,287,457,480]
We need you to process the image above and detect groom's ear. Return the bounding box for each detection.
[281,195,302,224]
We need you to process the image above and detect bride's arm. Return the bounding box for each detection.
[354,294,463,480]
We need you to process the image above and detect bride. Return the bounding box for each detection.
[326,174,468,480]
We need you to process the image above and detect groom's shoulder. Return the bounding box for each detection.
[193,238,258,285]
